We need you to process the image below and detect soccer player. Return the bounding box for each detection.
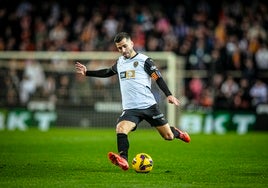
[75,32,190,171]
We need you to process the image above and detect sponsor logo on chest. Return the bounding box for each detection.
[120,70,135,79]
[119,61,139,79]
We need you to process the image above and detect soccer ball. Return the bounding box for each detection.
[132,153,153,173]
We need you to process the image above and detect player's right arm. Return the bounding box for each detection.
[75,62,117,77]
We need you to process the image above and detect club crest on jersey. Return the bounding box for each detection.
[133,61,138,67]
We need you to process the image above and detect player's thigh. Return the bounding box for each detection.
[116,109,142,134]
[116,120,136,134]
[155,123,174,140]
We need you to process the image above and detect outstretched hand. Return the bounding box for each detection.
[167,95,181,106]
[75,62,87,76]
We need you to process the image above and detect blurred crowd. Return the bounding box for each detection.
[0,0,268,111]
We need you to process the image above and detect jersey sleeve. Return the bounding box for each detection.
[86,62,117,77]
[144,58,162,79]
[144,58,172,97]
[111,62,118,73]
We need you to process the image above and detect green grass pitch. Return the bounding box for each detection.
[0,128,267,188]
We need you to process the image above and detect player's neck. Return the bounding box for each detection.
[130,51,138,59]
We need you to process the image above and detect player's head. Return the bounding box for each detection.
[114,32,135,59]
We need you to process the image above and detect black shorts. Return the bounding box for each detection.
[117,104,168,129]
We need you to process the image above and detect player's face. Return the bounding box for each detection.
[115,38,134,59]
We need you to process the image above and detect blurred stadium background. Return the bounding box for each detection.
[0,0,267,133]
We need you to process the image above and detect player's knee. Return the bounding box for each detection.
[116,124,125,133]
[116,121,136,134]
[116,123,132,134]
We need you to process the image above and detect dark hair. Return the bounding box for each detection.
[113,32,130,43]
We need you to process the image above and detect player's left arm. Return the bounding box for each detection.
[144,58,180,106]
